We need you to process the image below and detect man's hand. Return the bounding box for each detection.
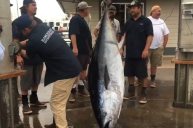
[163,43,167,49]
[21,50,27,58]
[73,47,78,56]
[119,48,124,56]
[16,55,24,66]
[20,39,29,47]
[142,50,149,59]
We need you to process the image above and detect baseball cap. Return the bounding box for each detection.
[16,14,33,31]
[23,0,36,6]
[77,1,92,10]
[128,0,142,7]
[109,5,116,12]
[20,0,36,9]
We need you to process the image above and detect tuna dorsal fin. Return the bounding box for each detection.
[104,66,110,89]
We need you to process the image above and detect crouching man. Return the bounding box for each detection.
[16,14,81,128]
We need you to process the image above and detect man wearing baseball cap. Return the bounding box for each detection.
[94,5,121,41]
[121,0,153,104]
[68,1,92,102]
[12,0,45,115]
[16,14,81,128]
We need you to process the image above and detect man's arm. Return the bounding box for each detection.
[142,19,154,59]
[116,21,121,42]
[163,22,170,48]
[70,34,78,56]
[163,34,169,48]
[12,39,24,66]
[69,17,80,56]
[93,21,101,38]
[93,28,99,38]
[142,35,153,59]
[118,34,126,56]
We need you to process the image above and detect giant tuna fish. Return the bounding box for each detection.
[88,1,125,128]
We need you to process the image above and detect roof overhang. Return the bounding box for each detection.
[56,0,80,14]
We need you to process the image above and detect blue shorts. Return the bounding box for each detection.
[124,59,148,79]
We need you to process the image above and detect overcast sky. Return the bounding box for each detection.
[10,0,66,21]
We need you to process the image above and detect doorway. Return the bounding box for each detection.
[111,2,145,32]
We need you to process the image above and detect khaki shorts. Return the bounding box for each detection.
[20,64,43,91]
[149,47,164,67]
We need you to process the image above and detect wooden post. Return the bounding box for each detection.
[172,59,193,108]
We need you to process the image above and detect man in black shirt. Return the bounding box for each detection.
[69,1,92,102]
[16,14,81,128]
[121,0,153,104]
[12,0,46,115]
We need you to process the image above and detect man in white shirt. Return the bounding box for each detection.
[148,5,170,88]
[0,24,5,62]
[94,5,121,41]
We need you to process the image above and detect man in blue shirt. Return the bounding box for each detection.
[121,0,153,104]
[16,14,81,128]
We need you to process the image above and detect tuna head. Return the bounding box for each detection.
[100,90,123,128]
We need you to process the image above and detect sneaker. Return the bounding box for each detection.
[23,105,33,115]
[139,87,148,104]
[68,94,76,103]
[30,95,47,107]
[150,81,156,88]
[139,97,148,104]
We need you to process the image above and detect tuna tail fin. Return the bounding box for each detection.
[101,0,112,11]
[101,0,112,6]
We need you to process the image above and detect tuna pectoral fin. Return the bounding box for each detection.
[104,66,110,89]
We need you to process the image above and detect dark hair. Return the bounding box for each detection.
[20,6,27,15]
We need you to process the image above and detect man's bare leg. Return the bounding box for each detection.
[21,90,32,115]
[150,66,157,88]
[139,78,149,104]
[127,77,135,98]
